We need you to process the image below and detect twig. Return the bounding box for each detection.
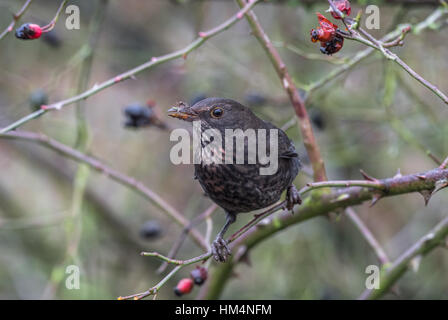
[235,0,327,182]
[131,201,286,300]
[0,0,33,41]
[40,0,68,32]
[359,216,448,300]
[0,0,261,134]
[306,7,447,97]
[440,156,448,170]
[119,251,212,300]
[337,8,448,105]
[157,203,218,274]
[345,207,390,265]
[0,131,208,250]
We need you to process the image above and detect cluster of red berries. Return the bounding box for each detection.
[310,0,351,55]
[174,266,208,297]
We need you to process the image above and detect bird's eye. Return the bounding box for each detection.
[210,107,224,118]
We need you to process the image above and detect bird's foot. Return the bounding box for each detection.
[286,185,302,212]
[212,237,231,262]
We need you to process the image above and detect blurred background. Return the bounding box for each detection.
[0,0,447,299]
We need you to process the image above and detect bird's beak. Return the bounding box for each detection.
[167,102,198,122]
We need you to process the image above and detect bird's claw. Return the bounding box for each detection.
[212,237,231,262]
[286,185,302,212]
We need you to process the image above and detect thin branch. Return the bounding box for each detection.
[306,7,446,97]
[337,8,448,105]
[0,131,208,250]
[359,216,448,300]
[119,251,212,300]
[157,203,218,274]
[0,0,33,41]
[235,0,327,182]
[0,0,261,134]
[40,0,68,32]
[345,207,390,265]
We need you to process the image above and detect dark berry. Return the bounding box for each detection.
[310,108,326,130]
[29,89,48,111]
[174,278,194,296]
[190,266,208,286]
[139,220,163,240]
[15,23,42,40]
[124,104,154,128]
[320,34,344,55]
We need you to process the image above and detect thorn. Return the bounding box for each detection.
[360,169,379,182]
[237,12,244,19]
[235,246,251,266]
[182,52,188,60]
[418,189,434,206]
[410,255,422,273]
[151,57,158,62]
[259,217,271,226]
[130,75,137,80]
[198,31,207,38]
[432,179,448,196]
[370,193,382,207]
[416,175,426,180]
[393,168,402,179]
[114,76,122,83]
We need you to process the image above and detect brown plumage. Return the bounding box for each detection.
[168,98,302,262]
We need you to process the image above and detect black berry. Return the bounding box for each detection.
[139,220,163,240]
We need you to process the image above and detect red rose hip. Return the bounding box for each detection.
[15,23,42,40]
[174,278,194,296]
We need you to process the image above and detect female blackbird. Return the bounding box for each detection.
[168,98,301,262]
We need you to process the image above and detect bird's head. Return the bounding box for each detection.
[168,97,259,131]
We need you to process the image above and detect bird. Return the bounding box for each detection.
[168,98,302,262]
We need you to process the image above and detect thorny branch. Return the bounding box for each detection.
[123,166,448,299]
[204,167,448,299]
[359,216,448,300]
